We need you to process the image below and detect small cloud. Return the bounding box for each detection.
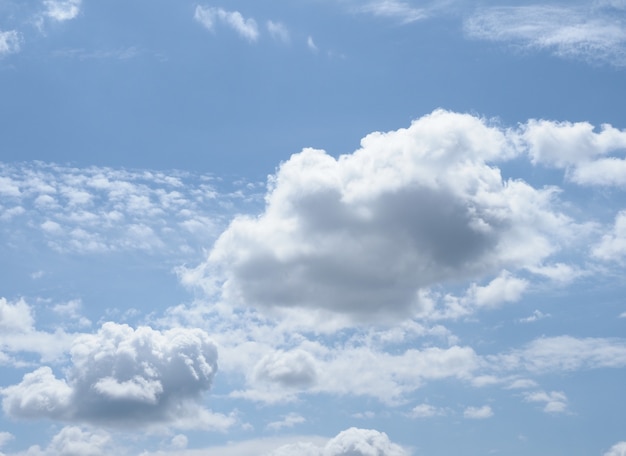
[266,413,306,431]
[267,21,290,43]
[506,379,538,390]
[194,6,259,42]
[463,405,493,419]
[519,309,550,323]
[44,0,82,22]
[523,390,568,413]
[307,35,318,52]
[0,30,21,57]
[410,403,446,418]
[359,0,427,23]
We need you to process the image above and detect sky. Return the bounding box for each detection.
[1,0,626,455]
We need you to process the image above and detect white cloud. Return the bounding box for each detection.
[194,6,259,42]
[518,309,550,323]
[266,413,306,431]
[522,119,626,187]
[0,431,14,448]
[409,403,446,418]
[268,428,408,456]
[183,110,574,323]
[0,322,223,429]
[358,0,427,23]
[44,0,82,22]
[463,405,493,419]
[605,442,626,456]
[0,297,35,333]
[267,21,289,43]
[523,390,568,413]
[254,349,318,389]
[465,5,626,67]
[593,211,626,262]
[0,30,21,57]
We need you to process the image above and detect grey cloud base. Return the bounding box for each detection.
[1,323,218,427]
[182,109,626,321]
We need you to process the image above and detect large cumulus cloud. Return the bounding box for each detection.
[0,322,220,428]
[182,109,576,320]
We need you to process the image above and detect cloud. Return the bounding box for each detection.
[463,405,493,419]
[266,413,306,431]
[307,36,318,52]
[605,442,626,456]
[0,30,21,57]
[267,21,289,43]
[493,335,626,373]
[0,322,222,429]
[183,110,574,323]
[44,0,82,22]
[464,5,626,67]
[0,431,13,448]
[522,119,626,187]
[254,349,318,388]
[523,390,568,413]
[518,309,550,323]
[409,403,446,418]
[194,6,259,42]
[268,427,408,456]
[593,211,626,262]
[0,162,253,257]
[0,297,74,363]
[358,0,427,23]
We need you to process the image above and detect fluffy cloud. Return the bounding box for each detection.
[194,6,259,42]
[605,442,626,456]
[523,390,568,413]
[0,30,21,57]
[409,403,446,418]
[183,110,574,322]
[267,21,289,43]
[1,323,221,428]
[254,349,318,388]
[522,119,626,186]
[464,5,626,66]
[268,427,408,456]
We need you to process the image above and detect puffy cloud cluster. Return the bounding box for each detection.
[44,0,82,22]
[268,427,408,456]
[605,442,626,456]
[1,323,220,428]
[183,110,577,321]
[0,162,254,256]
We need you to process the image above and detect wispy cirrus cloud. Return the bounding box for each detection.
[465,4,626,67]
[358,0,427,23]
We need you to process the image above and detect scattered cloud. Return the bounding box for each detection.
[0,30,21,57]
[523,390,568,413]
[463,405,493,419]
[465,5,626,67]
[194,6,259,42]
[409,403,446,418]
[307,35,318,52]
[0,322,224,429]
[44,0,82,22]
[519,309,550,323]
[266,413,306,431]
[267,21,290,43]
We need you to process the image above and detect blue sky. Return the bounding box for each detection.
[1,1,626,455]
